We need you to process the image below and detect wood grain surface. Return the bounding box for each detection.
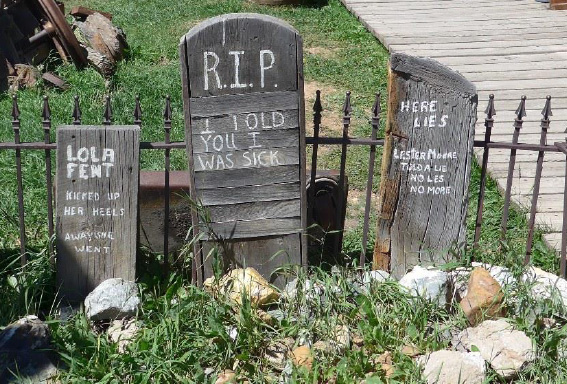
[341,0,567,250]
[56,125,139,302]
[374,54,477,278]
[180,14,306,284]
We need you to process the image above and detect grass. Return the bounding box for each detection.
[0,0,564,382]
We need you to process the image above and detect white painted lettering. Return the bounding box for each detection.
[248,132,262,149]
[229,50,247,89]
[272,111,285,128]
[246,113,258,130]
[259,49,275,88]
[203,51,221,90]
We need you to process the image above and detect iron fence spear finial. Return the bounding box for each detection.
[485,94,496,119]
[134,96,142,125]
[372,92,381,119]
[72,95,81,124]
[42,96,51,122]
[342,91,352,125]
[12,95,20,122]
[515,95,527,120]
[542,95,552,120]
[103,95,112,125]
[164,95,172,122]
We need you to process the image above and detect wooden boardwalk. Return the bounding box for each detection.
[341,0,567,250]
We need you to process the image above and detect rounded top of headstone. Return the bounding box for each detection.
[390,53,476,96]
[180,13,299,44]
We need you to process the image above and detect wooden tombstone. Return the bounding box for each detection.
[374,53,477,278]
[56,126,140,302]
[179,14,306,285]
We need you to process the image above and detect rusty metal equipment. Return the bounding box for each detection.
[0,0,87,74]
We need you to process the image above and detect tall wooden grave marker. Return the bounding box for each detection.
[56,126,140,302]
[374,53,477,278]
[180,14,306,285]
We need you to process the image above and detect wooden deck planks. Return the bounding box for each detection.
[341,0,567,252]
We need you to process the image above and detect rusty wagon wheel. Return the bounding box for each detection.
[36,0,87,69]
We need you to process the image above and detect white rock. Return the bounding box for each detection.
[364,270,390,283]
[107,318,139,354]
[226,326,238,341]
[399,266,448,306]
[447,267,471,302]
[422,350,486,384]
[349,270,390,296]
[455,319,535,379]
[522,266,567,306]
[84,278,140,321]
[205,268,280,308]
[330,324,351,351]
[283,278,323,302]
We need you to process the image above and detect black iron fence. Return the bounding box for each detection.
[2,92,567,277]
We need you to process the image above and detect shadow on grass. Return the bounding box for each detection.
[298,0,329,8]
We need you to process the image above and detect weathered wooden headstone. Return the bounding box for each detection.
[179,13,306,285]
[56,126,139,302]
[374,53,477,278]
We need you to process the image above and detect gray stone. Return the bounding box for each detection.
[422,350,486,384]
[56,304,80,324]
[454,319,535,379]
[0,316,59,383]
[283,278,324,302]
[399,266,448,306]
[267,309,287,322]
[264,338,294,371]
[84,278,140,321]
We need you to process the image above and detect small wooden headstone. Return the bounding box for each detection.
[179,13,306,284]
[56,126,139,302]
[374,53,477,278]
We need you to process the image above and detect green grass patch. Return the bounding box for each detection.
[0,0,564,381]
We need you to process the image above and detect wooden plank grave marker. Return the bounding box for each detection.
[179,13,306,285]
[374,53,477,278]
[56,126,139,302]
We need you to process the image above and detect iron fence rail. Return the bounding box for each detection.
[3,92,567,277]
